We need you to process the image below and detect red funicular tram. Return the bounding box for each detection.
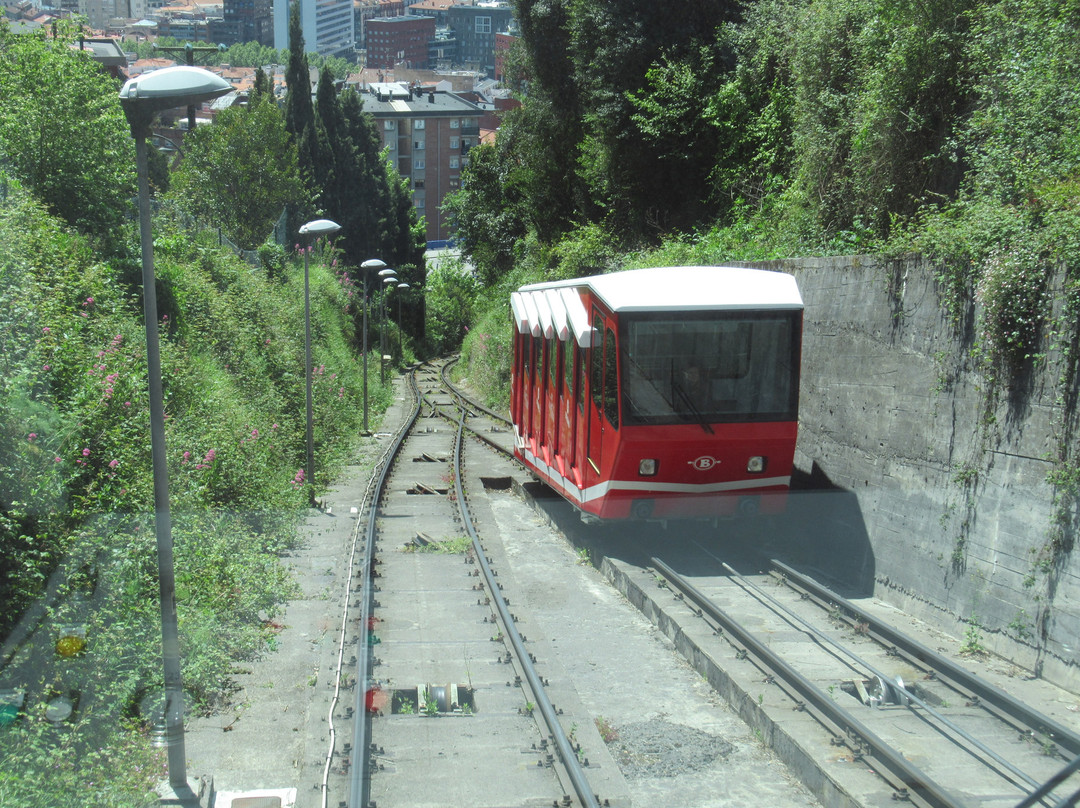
[510,266,803,521]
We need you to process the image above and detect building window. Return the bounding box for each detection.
[413,119,425,130]
[414,179,425,189]
[476,15,491,33]
[415,159,425,170]
[449,157,459,168]
[415,198,425,209]
[449,136,459,149]
[384,119,395,130]
[450,118,459,129]
[414,140,425,150]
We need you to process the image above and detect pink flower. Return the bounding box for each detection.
[109,459,119,469]
[42,327,50,334]
[124,401,131,408]
[82,448,91,457]
[204,449,216,463]
[28,433,37,442]
[182,451,191,464]
[84,297,94,306]
[43,365,51,371]
[54,456,62,463]
[251,429,258,438]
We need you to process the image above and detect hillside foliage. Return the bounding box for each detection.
[451,0,1080,390]
[0,19,408,804]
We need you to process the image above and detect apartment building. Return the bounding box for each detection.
[365,14,435,69]
[446,3,512,77]
[273,0,354,57]
[361,81,483,245]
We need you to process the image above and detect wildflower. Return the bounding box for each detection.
[124,401,132,408]
[43,364,51,371]
[182,451,191,464]
[85,297,94,306]
[54,456,61,463]
[251,429,259,439]
[82,448,91,457]
[109,459,119,469]
[204,449,216,464]
[28,433,37,442]
[42,327,50,334]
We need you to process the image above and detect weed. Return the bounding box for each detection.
[594,715,619,743]
[423,688,439,717]
[960,616,987,656]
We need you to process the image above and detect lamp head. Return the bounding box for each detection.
[299,218,342,237]
[119,66,231,135]
[361,259,386,271]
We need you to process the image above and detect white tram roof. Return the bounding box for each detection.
[512,266,802,346]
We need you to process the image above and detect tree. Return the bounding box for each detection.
[0,20,135,245]
[284,0,317,185]
[442,140,527,286]
[169,100,309,249]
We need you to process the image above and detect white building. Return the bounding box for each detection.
[273,0,354,58]
[81,0,162,30]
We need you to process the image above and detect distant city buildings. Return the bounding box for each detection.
[6,0,519,247]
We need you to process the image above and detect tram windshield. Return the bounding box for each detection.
[621,311,801,425]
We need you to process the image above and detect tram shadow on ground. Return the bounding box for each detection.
[526,461,876,599]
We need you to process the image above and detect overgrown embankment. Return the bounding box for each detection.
[0,182,394,806]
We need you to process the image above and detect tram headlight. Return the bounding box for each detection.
[747,456,767,473]
[638,458,658,476]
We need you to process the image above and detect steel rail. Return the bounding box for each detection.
[1013,754,1080,808]
[451,399,600,808]
[348,364,423,808]
[650,556,966,808]
[720,563,1041,793]
[440,354,513,426]
[771,559,1080,759]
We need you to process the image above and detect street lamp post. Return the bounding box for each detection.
[298,219,342,507]
[378,268,397,383]
[119,65,232,796]
[360,259,386,434]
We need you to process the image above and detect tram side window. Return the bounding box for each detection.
[564,338,574,398]
[590,314,604,414]
[603,326,619,429]
[576,343,585,413]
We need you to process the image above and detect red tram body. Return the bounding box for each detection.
[509,266,803,521]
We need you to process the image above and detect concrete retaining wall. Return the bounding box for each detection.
[738,256,1079,692]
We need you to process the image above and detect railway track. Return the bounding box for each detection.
[307,356,1078,808]
[335,358,606,808]
[645,555,1080,808]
